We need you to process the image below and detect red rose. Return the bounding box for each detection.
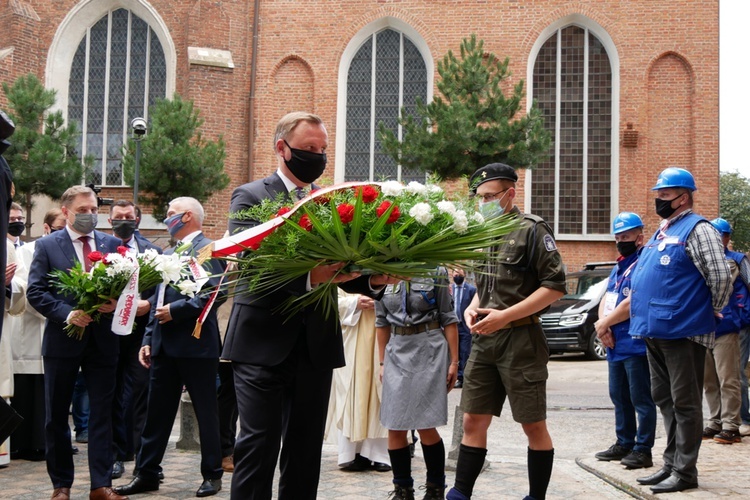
[276,206,292,217]
[117,246,128,256]
[376,201,400,224]
[88,251,104,262]
[354,185,380,203]
[298,214,313,231]
[337,203,356,224]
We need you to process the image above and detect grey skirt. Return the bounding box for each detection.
[380,327,449,430]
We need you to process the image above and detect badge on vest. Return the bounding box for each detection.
[622,286,630,297]
[660,255,671,266]
[543,234,557,252]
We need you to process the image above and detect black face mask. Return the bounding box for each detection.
[655,195,681,219]
[453,275,465,285]
[283,140,327,184]
[112,219,137,240]
[8,221,24,237]
[616,240,638,258]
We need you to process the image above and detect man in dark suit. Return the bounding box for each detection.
[107,201,162,479]
[452,268,477,388]
[26,185,126,500]
[222,111,395,500]
[115,197,226,498]
[0,110,15,341]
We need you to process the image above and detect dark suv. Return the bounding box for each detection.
[540,261,615,360]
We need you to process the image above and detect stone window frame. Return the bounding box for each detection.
[334,17,434,184]
[526,14,620,240]
[45,0,176,187]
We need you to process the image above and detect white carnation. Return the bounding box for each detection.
[427,184,443,194]
[405,181,428,196]
[453,210,469,234]
[471,212,485,224]
[436,200,457,215]
[409,202,434,225]
[381,180,404,197]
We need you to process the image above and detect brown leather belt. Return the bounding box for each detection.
[476,314,539,330]
[500,316,540,330]
[393,320,441,336]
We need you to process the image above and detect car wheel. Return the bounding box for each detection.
[585,332,607,360]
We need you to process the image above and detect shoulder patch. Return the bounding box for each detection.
[543,234,557,252]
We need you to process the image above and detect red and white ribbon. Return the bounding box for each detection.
[112,267,139,336]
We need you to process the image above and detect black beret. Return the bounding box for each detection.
[469,163,518,193]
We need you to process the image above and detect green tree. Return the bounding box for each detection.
[379,34,551,180]
[123,93,229,221]
[719,171,750,252]
[2,74,88,234]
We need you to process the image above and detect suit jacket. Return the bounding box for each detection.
[27,228,122,357]
[222,172,383,370]
[0,156,12,338]
[143,233,227,359]
[452,281,477,336]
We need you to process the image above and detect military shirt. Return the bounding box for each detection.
[375,269,458,329]
[476,206,566,311]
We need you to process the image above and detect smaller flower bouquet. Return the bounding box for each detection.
[51,246,195,339]
[222,180,519,317]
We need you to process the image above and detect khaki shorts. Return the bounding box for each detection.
[460,323,549,423]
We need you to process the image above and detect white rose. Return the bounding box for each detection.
[409,202,434,225]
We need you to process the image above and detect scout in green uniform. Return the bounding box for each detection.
[446,163,567,500]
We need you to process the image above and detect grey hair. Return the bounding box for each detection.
[169,196,205,224]
[273,111,324,150]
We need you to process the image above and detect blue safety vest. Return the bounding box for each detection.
[716,250,750,336]
[630,213,715,339]
[604,252,647,361]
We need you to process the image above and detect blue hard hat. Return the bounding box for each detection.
[612,212,644,235]
[652,167,697,191]
[710,217,732,235]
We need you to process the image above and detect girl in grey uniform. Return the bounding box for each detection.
[376,269,459,500]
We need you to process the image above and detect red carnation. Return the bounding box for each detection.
[310,189,330,204]
[355,185,380,203]
[376,201,400,224]
[276,206,292,217]
[298,214,313,231]
[337,203,356,224]
[117,246,128,256]
[88,251,104,262]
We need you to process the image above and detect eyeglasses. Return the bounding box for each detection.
[476,189,509,203]
[9,216,25,222]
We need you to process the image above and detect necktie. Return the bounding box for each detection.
[79,235,93,272]
[454,285,463,323]
[295,187,305,201]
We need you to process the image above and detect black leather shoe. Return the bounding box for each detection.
[196,478,221,497]
[637,468,672,485]
[113,476,160,495]
[372,461,392,472]
[650,475,698,494]
[111,460,124,479]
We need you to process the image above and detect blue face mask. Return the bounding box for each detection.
[163,212,186,238]
[479,199,504,219]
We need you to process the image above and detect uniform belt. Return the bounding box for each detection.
[393,320,441,336]
[500,316,539,330]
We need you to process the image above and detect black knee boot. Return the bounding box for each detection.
[388,446,414,500]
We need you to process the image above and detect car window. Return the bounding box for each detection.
[564,275,608,300]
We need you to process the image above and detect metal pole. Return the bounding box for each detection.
[133,138,141,205]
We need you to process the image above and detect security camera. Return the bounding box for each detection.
[131,117,147,136]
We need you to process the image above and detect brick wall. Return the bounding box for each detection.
[2,0,719,272]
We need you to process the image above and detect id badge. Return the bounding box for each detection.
[603,291,618,317]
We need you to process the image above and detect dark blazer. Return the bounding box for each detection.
[222,173,382,370]
[27,228,123,356]
[453,281,477,336]
[143,233,227,359]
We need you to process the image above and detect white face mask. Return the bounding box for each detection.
[478,190,509,219]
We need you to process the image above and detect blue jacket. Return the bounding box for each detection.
[630,213,716,339]
[716,249,750,336]
[604,251,646,361]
